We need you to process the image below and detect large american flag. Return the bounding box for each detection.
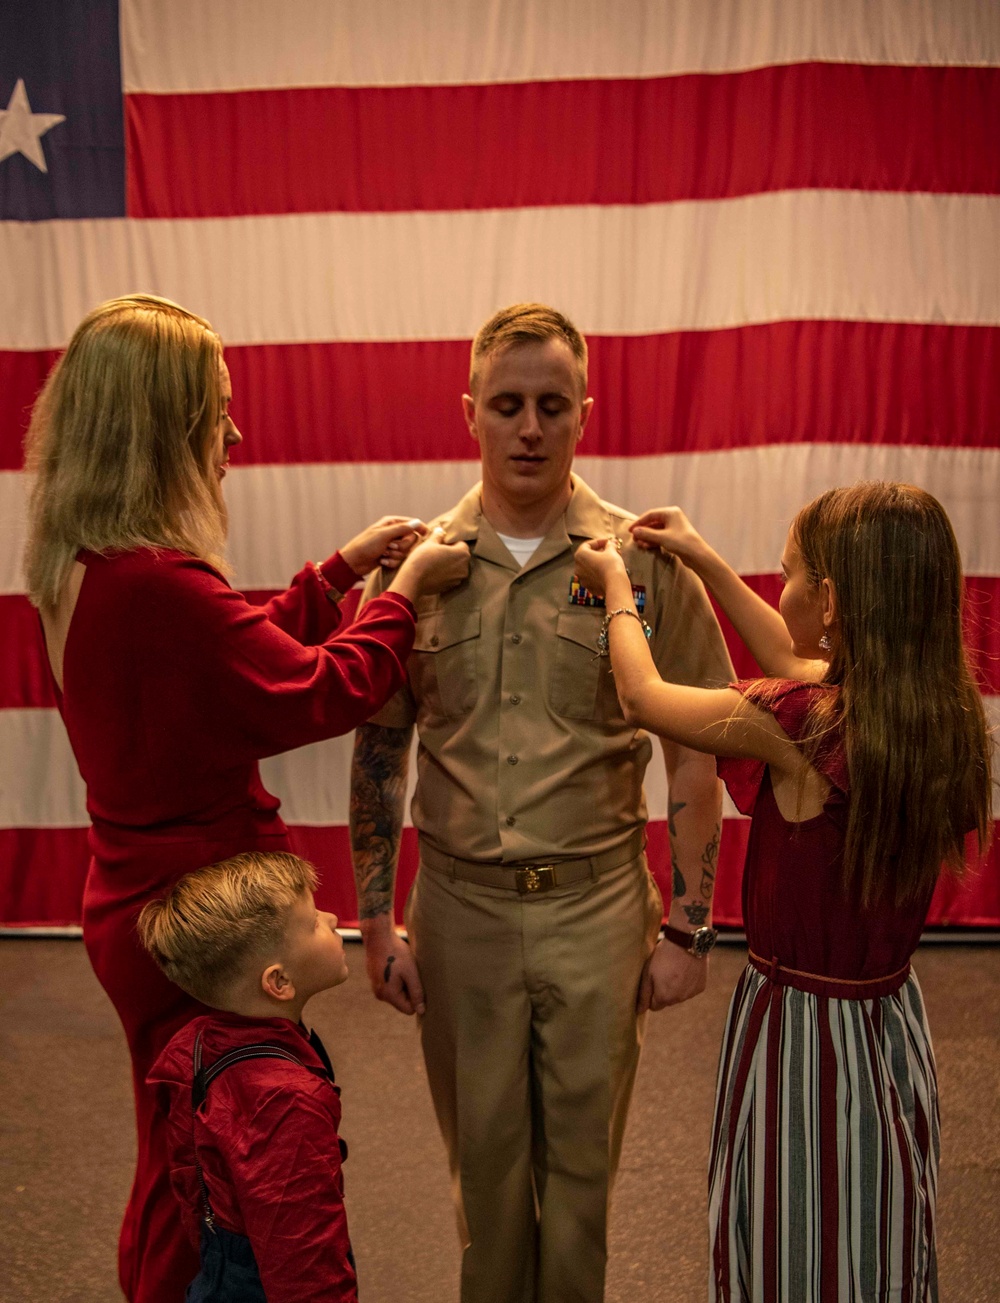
[1,0,998,929]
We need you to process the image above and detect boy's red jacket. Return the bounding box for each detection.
[148,1011,358,1302]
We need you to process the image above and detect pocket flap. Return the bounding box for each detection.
[555,608,603,653]
[414,608,481,653]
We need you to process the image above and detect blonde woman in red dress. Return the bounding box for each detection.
[573,482,992,1303]
[23,294,469,1303]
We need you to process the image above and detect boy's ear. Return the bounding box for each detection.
[261,962,296,1002]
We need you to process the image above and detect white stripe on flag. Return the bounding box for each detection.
[121,0,1000,93]
[3,192,998,350]
[3,445,1000,595]
[3,701,999,830]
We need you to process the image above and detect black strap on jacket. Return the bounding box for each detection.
[190,1029,341,1233]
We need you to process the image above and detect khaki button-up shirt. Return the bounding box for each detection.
[362,475,733,863]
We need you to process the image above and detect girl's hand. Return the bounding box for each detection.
[340,516,428,576]
[630,507,708,569]
[573,537,628,598]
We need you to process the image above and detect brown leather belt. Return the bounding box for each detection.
[419,829,645,895]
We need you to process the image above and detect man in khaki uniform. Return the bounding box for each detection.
[350,304,733,1303]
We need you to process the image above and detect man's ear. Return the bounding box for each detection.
[462,394,479,443]
[261,962,296,1003]
[577,396,594,442]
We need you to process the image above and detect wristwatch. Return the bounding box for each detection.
[661,922,718,959]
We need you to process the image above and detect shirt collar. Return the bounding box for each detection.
[563,474,617,541]
[440,474,614,547]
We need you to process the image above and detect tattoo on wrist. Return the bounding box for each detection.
[350,724,412,920]
[699,826,720,902]
[683,902,710,927]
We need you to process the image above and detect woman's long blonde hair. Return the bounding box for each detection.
[23,294,228,610]
[795,482,993,907]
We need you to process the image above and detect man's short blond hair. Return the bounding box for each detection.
[469,303,588,396]
[137,852,318,1006]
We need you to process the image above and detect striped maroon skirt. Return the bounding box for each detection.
[708,964,939,1303]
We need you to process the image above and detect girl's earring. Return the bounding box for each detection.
[819,633,832,652]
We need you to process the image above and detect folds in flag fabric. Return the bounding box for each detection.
[1,0,998,927]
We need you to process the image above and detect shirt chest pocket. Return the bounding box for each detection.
[410,609,482,718]
[548,609,622,722]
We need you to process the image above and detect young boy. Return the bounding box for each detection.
[140,851,358,1302]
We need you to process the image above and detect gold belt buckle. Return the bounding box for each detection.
[515,865,556,894]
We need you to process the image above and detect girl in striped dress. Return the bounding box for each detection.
[573,482,993,1303]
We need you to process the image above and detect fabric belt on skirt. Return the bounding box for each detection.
[419,829,646,896]
[748,949,911,1000]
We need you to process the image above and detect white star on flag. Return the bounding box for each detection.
[0,78,66,173]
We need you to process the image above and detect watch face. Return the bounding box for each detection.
[691,927,717,958]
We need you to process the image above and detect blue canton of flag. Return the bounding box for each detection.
[0,0,124,220]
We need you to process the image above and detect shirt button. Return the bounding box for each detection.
[509,695,521,705]
[505,815,516,827]
[507,754,519,765]
[511,633,522,644]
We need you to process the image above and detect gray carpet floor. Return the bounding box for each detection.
[1,940,998,1302]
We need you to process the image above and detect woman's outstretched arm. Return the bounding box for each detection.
[630,509,826,683]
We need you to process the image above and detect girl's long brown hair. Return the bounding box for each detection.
[794,482,993,907]
[24,294,228,611]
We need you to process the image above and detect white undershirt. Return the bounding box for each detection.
[496,532,544,569]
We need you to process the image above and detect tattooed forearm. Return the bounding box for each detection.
[667,797,687,839]
[669,800,690,901]
[349,722,413,920]
[699,826,721,902]
[671,857,686,900]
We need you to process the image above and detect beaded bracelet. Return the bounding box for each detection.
[597,607,652,656]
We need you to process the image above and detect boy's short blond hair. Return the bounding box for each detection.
[469,303,588,396]
[137,851,318,1006]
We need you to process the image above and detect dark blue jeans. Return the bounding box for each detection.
[186,1224,267,1302]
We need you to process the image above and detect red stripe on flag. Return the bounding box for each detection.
[6,820,995,932]
[713,575,1000,692]
[0,349,59,468]
[0,827,90,927]
[3,579,999,710]
[126,63,1000,219]
[7,322,997,471]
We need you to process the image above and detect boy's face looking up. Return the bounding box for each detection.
[278,889,349,1000]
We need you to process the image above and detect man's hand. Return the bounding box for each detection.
[360,917,425,1016]
[637,938,709,1012]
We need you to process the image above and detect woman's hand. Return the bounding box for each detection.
[573,537,629,598]
[389,527,471,601]
[630,507,709,570]
[340,516,428,576]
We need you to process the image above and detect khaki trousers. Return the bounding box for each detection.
[406,852,663,1303]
